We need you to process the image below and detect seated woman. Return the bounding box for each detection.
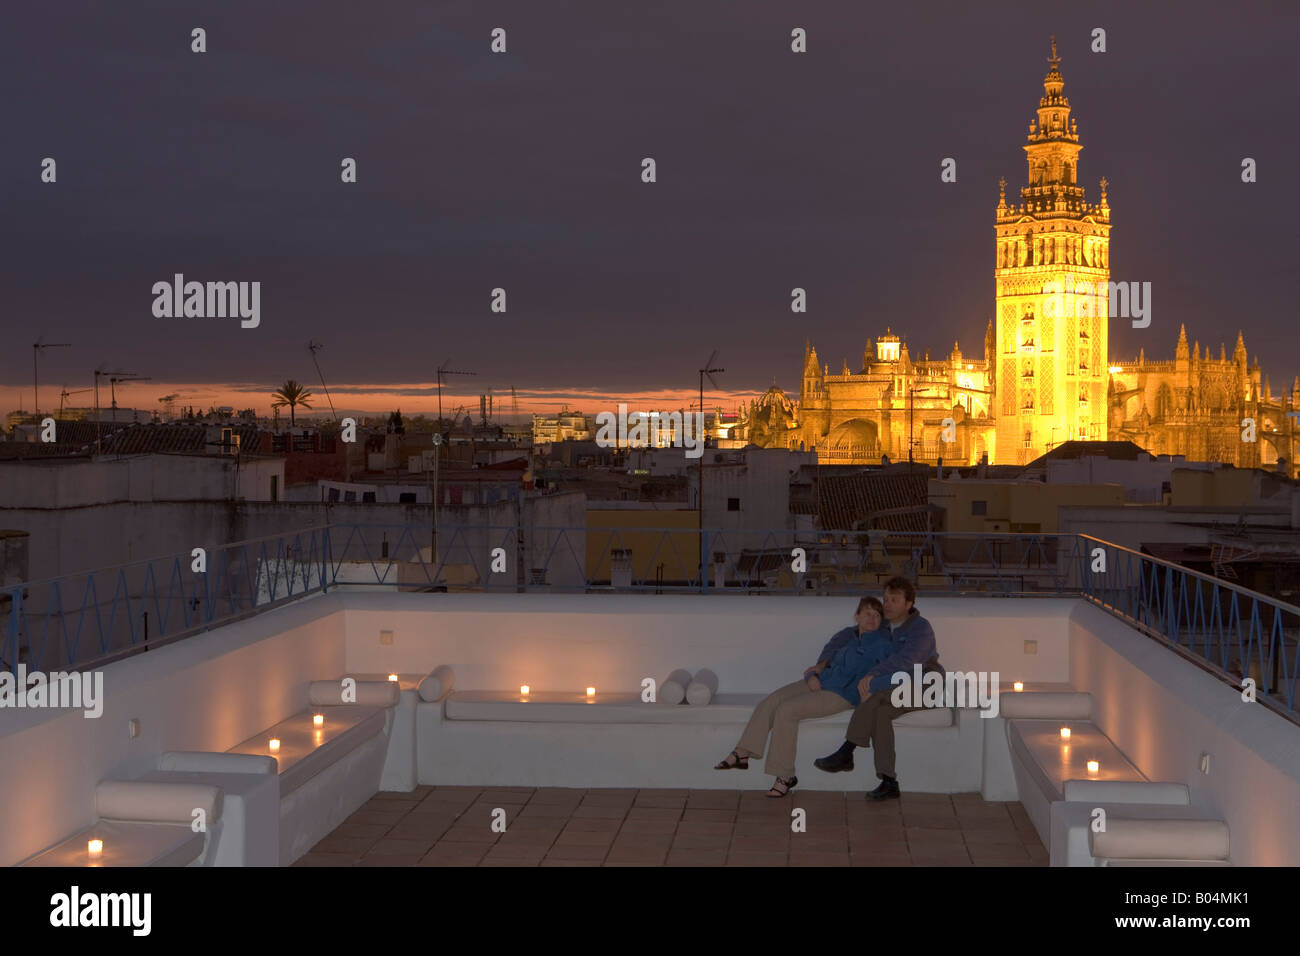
[714,596,889,797]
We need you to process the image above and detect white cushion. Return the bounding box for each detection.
[659,669,693,705]
[999,691,1092,720]
[417,665,456,703]
[308,679,399,707]
[443,691,956,728]
[159,752,277,775]
[96,780,223,826]
[686,669,718,706]
[1091,818,1230,861]
[1062,779,1189,805]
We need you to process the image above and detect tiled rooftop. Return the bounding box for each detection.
[816,473,933,532]
[296,787,1046,867]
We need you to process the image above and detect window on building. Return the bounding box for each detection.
[727,497,740,512]
[971,500,988,516]
[343,491,356,503]
[398,492,416,504]
[327,487,341,502]
[270,475,279,503]
[362,491,376,503]
[1023,431,1033,448]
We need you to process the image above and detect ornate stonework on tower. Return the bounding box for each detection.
[994,36,1111,464]
[732,37,1300,477]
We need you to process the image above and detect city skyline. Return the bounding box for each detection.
[4,2,1297,425]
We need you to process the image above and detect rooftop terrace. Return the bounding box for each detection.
[2,525,1297,867]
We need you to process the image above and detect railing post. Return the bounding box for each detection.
[700,529,709,594]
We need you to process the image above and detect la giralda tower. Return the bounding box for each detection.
[994,37,1112,465]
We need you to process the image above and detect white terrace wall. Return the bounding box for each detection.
[341,594,1075,694]
[1068,600,1300,866]
[0,592,345,867]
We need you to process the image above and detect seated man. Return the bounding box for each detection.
[713,596,890,797]
[813,575,944,801]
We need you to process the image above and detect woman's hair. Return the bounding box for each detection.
[855,596,884,618]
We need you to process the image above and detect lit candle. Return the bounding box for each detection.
[269,738,281,752]
[1087,760,1099,773]
[313,713,324,727]
[387,674,399,682]
[1059,727,1071,739]
[1012,681,1024,692]
[88,839,103,858]
[586,687,596,698]
[520,684,530,697]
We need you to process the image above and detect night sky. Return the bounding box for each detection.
[3,1,1298,420]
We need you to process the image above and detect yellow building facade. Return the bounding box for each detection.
[736,39,1300,476]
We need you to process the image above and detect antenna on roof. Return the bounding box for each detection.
[307,341,339,422]
[697,349,725,587]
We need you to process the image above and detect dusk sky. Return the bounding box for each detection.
[3,1,1297,421]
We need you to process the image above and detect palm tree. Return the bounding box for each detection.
[271,380,314,426]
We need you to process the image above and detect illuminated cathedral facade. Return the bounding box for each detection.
[734,40,1300,475]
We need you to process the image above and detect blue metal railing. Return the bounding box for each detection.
[4,524,1296,722]
[2,525,331,674]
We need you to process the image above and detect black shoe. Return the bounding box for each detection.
[866,777,900,801]
[814,751,855,773]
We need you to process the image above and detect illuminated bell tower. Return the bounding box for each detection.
[994,36,1111,464]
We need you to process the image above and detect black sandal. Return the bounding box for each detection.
[766,776,797,797]
[714,749,749,770]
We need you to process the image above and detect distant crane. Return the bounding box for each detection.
[58,386,92,418]
[436,360,476,431]
[307,341,339,421]
[109,373,152,422]
[32,336,72,414]
[511,386,520,425]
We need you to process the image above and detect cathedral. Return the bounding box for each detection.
[735,39,1300,476]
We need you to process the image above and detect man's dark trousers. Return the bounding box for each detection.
[845,693,920,779]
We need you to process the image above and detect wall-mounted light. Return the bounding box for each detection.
[1012,681,1024,692]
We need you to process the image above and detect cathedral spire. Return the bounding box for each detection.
[1176,323,1188,358]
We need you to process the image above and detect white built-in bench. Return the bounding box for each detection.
[415,688,983,792]
[1050,780,1231,866]
[987,687,1231,865]
[21,780,223,868]
[140,752,279,867]
[226,679,399,864]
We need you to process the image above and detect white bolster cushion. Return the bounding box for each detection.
[96,780,223,825]
[999,692,1093,719]
[418,665,456,703]
[159,752,278,775]
[686,668,719,706]
[309,679,400,707]
[1063,780,1190,805]
[1090,818,1229,861]
[660,669,693,705]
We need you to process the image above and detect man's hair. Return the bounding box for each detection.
[882,576,916,605]
[855,595,884,617]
